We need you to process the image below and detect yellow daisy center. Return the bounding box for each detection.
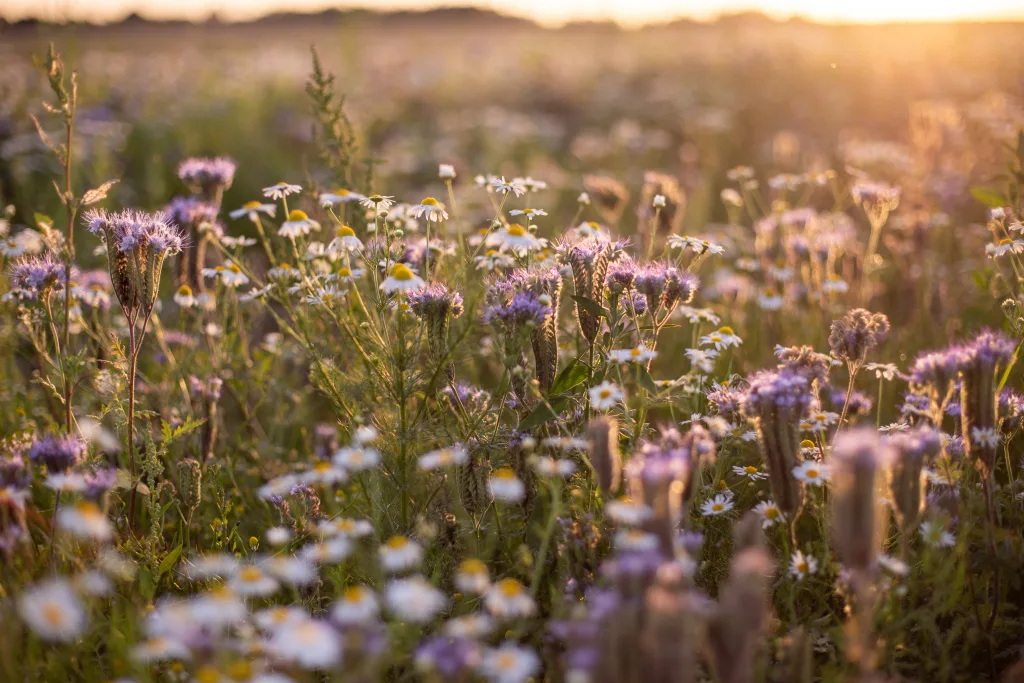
[493,467,516,480]
[226,660,252,681]
[177,285,192,296]
[599,389,612,399]
[497,578,523,596]
[337,225,356,237]
[766,508,780,519]
[229,264,242,274]
[999,238,1012,246]
[343,586,365,602]
[338,267,352,277]
[386,535,409,549]
[719,326,734,335]
[630,348,643,357]
[744,466,757,475]
[507,224,527,237]
[195,665,221,683]
[42,603,66,627]
[243,200,262,210]
[390,263,415,281]
[314,462,332,472]
[712,503,724,511]
[806,468,819,479]
[333,188,350,196]
[420,197,440,206]
[800,440,816,449]
[238,566,263,582]
[288,209,308,222]
[460,558,487,575]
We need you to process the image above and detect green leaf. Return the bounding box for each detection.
[139,567,155,600]
[635,365,659,394]
[571,295,607,320]
[970,186,1006,209]
[519,397,569,431]
[997,341,1022,393]
[549,360,588,396]
[160,416,206,444]
[157,544,182,578]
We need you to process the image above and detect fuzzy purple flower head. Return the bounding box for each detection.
[29,434,87,473]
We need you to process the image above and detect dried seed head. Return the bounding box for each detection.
[828,308,890,366]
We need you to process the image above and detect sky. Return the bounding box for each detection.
[4,0,1024,27]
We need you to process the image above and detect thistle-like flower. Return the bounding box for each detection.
[408,283,465,381]
[957,329,1016,477]
[828,308,890,367]
[177,156,236,201]
[885,426,939,530]
[829,428,892,572]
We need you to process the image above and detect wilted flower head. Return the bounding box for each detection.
[828,308,889,365]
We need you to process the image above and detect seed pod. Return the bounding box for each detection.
[177,458,202,514]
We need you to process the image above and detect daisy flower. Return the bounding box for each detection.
[332,445,381,472]
[700,494,734,517]
[278,210,320,239]
[574,221,610,241]
[380,263,426,293]
[480,643,540,683]
[229,201,277,221]
[970,426,1000,449]
[262,554,317,587]
[864,363,900,381]
[254,605,309,632]
[614,529,660,552]
[489,177,526,197]
[801,412,839,432]
[754,500,785,528]
[267,263,300,282]
[306,285,346,306]
[438,164,457,179]
[301,537,352,565]
[792,460,830,486]
[919,520,955,548]
[317,517,374,538]
[301,461,349,486]
[176,284,197,311]
[445,613,496,639]
[56,499,113,542]
[516,176,548,192]
[986,238,1024,258]
[475,249,517,271]
[320,188,366,206]
[417,446,469,471]
[202,262,249,288]
[185,553,240,580]
[667,234,725,255]
[699,326,742,350]
[262,181,302,200]
[685,348,719,373]
[488,468,526,503]
[18,579,87,643]
[609,345,658,364]
[131,636,192,663]
[265,526,293,546]
[333,265,365,283]
[454,559,491,594]
[379,536,424,573]
[876,554,909,577]
[266,617,342,669]
[484,578,536,620]
[359,194,396,211]
[385,576,447,623]
[331,585,380,625]
[486,224,541,251]
[228,565,280,597]
[589,381,624,411]
[789,550,818,580]
[653,194,667,208]
[732,465,767,481]
[410,197,449,222]
[327,225,363,255]
[605,497,653,525]
[823,275,849,294]
[530,456,576,478]
[757,287,784,311]
[508,208,547,220]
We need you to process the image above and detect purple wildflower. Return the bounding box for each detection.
[28,434,87,472]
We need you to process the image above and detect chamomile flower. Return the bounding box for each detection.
[278,210,320,239]
[320,188,366,206]
[574,221,610,241]
[262,554,317,587]
[267,263,300,282]
[792,461,830,486]
[353,425,379,445]
[685,348,719,373]
[486,224,541,251]
[614,529,660,551]
[359,194,396,210]
[801,412,839,432]
[332,445,381,472]
[864,363,900,381]
[823,275,849,294]
[676,305,721,325]
[516,176,548,192]
[919,520,955,548]
[417,446,469,471]
[445,613,496,639]
[970,426,1000,449]
[203,262,249,288]
[789,550,818,580]
[331,585,380,625]
[667,234,725,255]
[306,285,347,306]
[589,381,624,411]
[488,468,526,502]
[530,456,576,478]
[489,177,526,197]
[986,238,1024,258]
[455,559,491,594]
[876,554,910,577]
[757,287,784,311]
[327,225,363,256]
[266,618,342,669]
[230,201,277,221]
[265,526,293,547]
[131,636,192,663]
[609,345,657,364]
[700,494,734,517]
[57,499,113,542]
[605,497,653,525]
[18,579,86,643]
[228,565,279,597]
[174,285,196,308]
[380,262,426,293]
[699,326,742,350]
[484,578,536,619]
[255,605,309,632]
[480,643,540,683]
[302,537,353,565]
[379,535,424,573]
[475,249,516,271]
[317,517,374,538]
[44,472,89,492]
[262,181,302,200]
[385,576,447,623]
[508,208,547,220]
[334,264,365,283]
[185,553,240,580]
[732,465,767,481]
[410,197,449,222]
[754,500,785,528]
[301,461,349,485]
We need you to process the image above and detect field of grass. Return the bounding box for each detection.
[1,13,1024,682]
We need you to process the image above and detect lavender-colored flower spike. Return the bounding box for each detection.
[829,428,892,571]
[177,156,236,201]
[29,433,87,473]
[7,253,68,297]
[957,329,1016,477]
[408,283,465,381]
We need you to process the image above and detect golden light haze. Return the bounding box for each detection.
[4,0,1024,27]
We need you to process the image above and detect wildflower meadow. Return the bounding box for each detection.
[2,16,1024,683]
